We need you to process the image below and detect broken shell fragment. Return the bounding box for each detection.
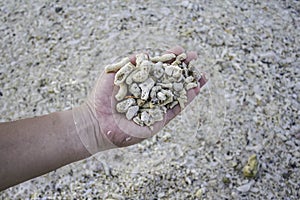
[164,65,183,78]
[185,82,198,90]
[185,76,194,83]
[126,106,139,120]
[129,83,141,98]
[115,83,127,101]
[150,53,176,63]
[193,70,202,82]
[157,92,167,101]
[131,61,153,83]
[125,71,135,85]
[139,78,155,100]
[106,49,203,128]
[132,70,149,83]
[169,100,179,109]
[139,60,152,72]
[189,63,202,81]
[136,53,148,66]
[133,116,144,126]
[114,62,135,85]
[178,89,187,96]
[173,82,183,92]
[150,85,162,99]
[178,96,187,109]
[243,154,259,178]
[148,108,164,122]
[151,62,164,79]
[161,89,174,105]
[137,99,146,107]
[116,98,136,113]
[141,111,150,122]
[172,66,183,78]
[157,82,173,89]
[172,53,187,65]
[105,57,130,73]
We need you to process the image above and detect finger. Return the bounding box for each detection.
[129,52,150,65]
[165,46,185,55]
[129,54,136,65]
[130,46,185,65]
[199,72,208,87]
[93,72,116,120]
[165,47,198,65]
[162,46,185,64]
[184,51,198,64]
[94,72,115,101]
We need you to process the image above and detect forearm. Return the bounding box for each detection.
[0,109,90,191]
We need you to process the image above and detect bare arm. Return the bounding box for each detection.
[0,46,207,191]
[0,109,90,191]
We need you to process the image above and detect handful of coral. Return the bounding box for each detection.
[105,49,203,129]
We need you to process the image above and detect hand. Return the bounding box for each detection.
[73,46,207,155]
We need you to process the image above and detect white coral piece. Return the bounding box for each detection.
[107,49,202,128]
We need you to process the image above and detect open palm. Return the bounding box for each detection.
[88,46,207,148]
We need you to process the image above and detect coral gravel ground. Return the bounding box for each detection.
[0,0,299,199]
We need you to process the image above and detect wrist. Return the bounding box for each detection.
[72,102,117,154]
[55,109,91,159]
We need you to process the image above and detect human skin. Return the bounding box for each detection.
[0,46,207,191]
[92,46,207,147]
[0,109,90,191]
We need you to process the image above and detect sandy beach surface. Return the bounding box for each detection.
[0,0,299,199]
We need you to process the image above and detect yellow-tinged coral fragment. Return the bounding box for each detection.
[150,53,176,63]
[106,49,202,128]
[114,62,135,85]
[115,83,128,101]
[105,57,130,73]
[243,154,259,178]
